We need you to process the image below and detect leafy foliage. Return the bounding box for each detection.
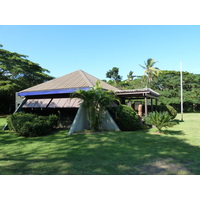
[145,111,177,133]
[109,104,141,131]
[166,105,177,119]
[7,112,58,137]
[106,67,200,112]
[106,67,122,84]
[140,58,160,87]
[0,44,53,114]
[72,81,119,131]
[127,71,136,81]
[157,104,177,119]
[151,70,200,112]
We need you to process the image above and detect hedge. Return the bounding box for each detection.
[109,104,142,131]
[7,112,58,137]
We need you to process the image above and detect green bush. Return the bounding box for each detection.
[7,112,36,133]
[7,112,58,137]
[48,115,59,128]
[166,105,177,119]
[158,104,177,119]
[109,105,141,131]
[145,111,177,133]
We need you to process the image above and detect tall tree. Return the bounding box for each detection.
[0,45,53,90]
[151,70,200,112]
[0,44,53,113]
[106,67,122,84]
[140,58,160,88]
[127,71,135,81]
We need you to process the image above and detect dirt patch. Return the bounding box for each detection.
[140,158,191,175]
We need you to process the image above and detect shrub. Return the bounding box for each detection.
[7,112,36,133]
[158,104,177,119]
[7,112,58,137]
[109,105,141,131]
[48,115,59,128]
[145,111,177,133]
[166,105,177,119]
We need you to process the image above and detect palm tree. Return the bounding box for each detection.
[72,81,119,131]
[127,71,136,81]
[140,58,160,88]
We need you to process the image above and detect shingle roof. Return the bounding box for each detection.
[19,70,119,94]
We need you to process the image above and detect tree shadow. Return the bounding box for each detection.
[0,129,200,175]
[162,130,185,135]
[173,119,184,124]
[65,131,200,174]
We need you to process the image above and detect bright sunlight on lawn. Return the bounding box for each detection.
[0,113,200,175]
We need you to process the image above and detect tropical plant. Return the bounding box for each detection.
[127,71,135,81]
[157,104,177,119]
[140,58,160,88]
[72,81,119,131]
[145,111,177,133]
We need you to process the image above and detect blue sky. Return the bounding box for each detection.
[0,25,200,80]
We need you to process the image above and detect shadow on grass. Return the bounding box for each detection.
[173,119,184,124]
[58,131,200,175]
[162,130,185,135]
[0,129,200,175]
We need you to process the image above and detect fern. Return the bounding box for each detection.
[145,111,176,133]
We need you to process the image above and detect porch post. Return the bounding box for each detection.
[151,98,153,112]
[155,99,158,111]
[145,97,148,117]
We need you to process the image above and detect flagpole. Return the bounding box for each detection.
[180,61,184,121]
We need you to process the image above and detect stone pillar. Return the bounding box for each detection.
[138,104,143,118]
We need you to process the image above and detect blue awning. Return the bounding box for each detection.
[18,87,91,97]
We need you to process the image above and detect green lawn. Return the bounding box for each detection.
[0,113,200,175]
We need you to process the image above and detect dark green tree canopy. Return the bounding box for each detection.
[0,44,53,91]
[0,44,54,114]
[106,64,200,112]
[106,67,122,83]
[151,70,200,111]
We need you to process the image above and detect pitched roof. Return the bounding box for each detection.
[19,70,119,96]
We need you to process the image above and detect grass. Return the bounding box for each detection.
[0,115,7,129]
[0,113,200,175]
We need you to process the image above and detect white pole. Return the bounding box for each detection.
[180,61,184,121]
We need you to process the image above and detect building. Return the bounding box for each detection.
[16,69,160,132]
